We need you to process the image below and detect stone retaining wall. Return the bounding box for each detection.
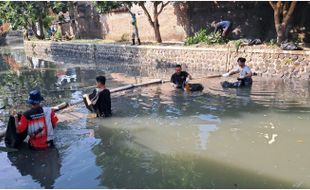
[24,41,310,80]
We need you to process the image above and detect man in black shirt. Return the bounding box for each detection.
[84,76,112,117]
[170,64,192,89]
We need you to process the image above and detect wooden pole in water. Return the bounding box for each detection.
[0,79,164,139]
[51,79,164,112]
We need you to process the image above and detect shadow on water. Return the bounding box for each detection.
[6,144,61,189]
[91,126,294,188]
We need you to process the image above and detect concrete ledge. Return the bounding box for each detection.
[24,41,310,80]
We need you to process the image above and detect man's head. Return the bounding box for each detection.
[96,75,106,88]
[237,57,246,68]
[175,64,182,75]
[27,90,44,107]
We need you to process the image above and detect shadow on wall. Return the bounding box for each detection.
[174,1,310,43]
[100,15,110,39]
[178,1,275,40]
[289,2,310,46]
[173,2,191,36]
[75,2,104,39]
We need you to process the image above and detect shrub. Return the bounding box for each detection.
[118,33,130,42]
[54,30,62,40]
[269,39,277,45]
[231,40,242,52]
[185,29,226,45]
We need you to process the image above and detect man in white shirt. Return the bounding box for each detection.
[221,57,253,88]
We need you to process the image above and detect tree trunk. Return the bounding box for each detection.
[269,1,297,44]
[23,26,30,41]
[273,8,284,44]
[38,18,45,40]
[68,2,77,35]
[153,3,162,43]
[153,17,162,43]
[276,29,285,44]
[139,2,168,43]
[31,21,39,39]
[31,20,44,40]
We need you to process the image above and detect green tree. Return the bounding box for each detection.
[94,1,170,43]
[269,1,297,44]
[0,1,58,40]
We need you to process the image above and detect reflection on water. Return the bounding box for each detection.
[6,145,61,189]
[1,46,310,188]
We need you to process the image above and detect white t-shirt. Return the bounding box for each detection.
[233,66,252,78]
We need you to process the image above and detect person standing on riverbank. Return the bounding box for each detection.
[84,76,112,118]
[15,90,58,150]
[130,13,141,45]
[221,57,253,88]
[170,64,192,89]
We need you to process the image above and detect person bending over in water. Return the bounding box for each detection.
[221,57,253,88]
[84,76,112,118]
[170,64,192,89]
[14,90,58,150]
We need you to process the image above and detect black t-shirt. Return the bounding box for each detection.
[89,89,112,117]
[170,71,189,88]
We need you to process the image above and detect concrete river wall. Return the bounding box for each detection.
[24,41,310,80]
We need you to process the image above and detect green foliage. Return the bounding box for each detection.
[118,33,130,42]
[269,39,277,45]
[185,29,225,45]
[94,1,133,14]
[185,29,207,45]
[50,1,69,14]
[231,40,242,52]
[0,2,67,39]
[54,30,62,40]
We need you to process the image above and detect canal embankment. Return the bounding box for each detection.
[24,41,310,80]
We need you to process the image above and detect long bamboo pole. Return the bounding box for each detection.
[0,79,164,139]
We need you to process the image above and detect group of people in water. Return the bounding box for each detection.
[170,57,252,89]
[5,56,252,150]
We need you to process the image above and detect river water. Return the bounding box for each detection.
[0,45,310,188]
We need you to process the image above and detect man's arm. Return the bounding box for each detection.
[170,75,177,87]
[51,111,58,128]
[222,68,239,77]
[214,23,219,33]
[15,115,28,134]
[187,73,192,80]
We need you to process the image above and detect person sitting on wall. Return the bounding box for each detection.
[221,57,253,88]
[211,20,233,37]
[14,90,59,150]
[83,76,112,118]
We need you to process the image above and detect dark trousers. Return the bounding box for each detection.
[222,78,253,88]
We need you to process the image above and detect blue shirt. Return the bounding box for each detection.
[214,21,232,32]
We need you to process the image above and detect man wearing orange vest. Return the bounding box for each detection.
[15,90,58,150]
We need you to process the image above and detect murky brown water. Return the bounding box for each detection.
[0,45,310,188]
